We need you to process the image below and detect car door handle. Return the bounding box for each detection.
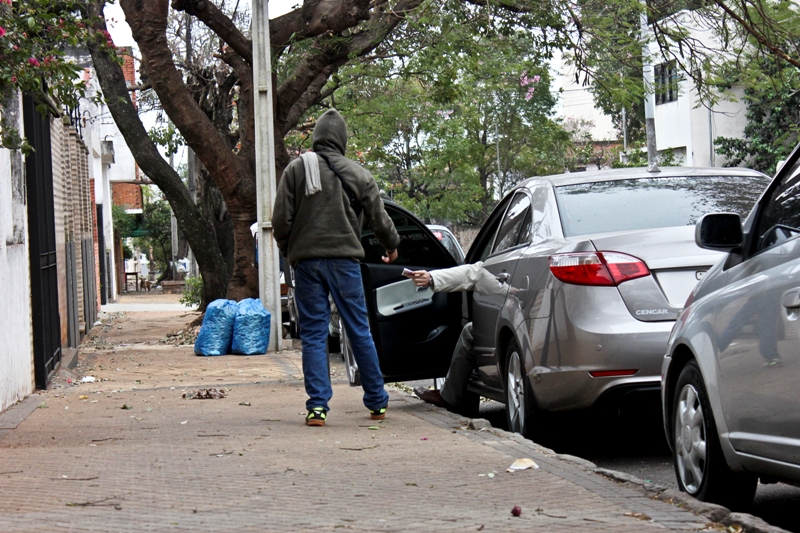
[496,272,510,283]
[782,288,800,308]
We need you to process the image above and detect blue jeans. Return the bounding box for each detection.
[294,258,389,412]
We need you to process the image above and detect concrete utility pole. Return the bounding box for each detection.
[253,0,282,351]
[640,11,659,171]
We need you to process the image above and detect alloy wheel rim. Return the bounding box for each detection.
[507,350,525,433]
[674,383,707,494]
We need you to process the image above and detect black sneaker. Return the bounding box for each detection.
[306,407,327,426]
[369,406,387,421]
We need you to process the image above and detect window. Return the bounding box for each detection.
[361,209,455,268]
[754,163,800,251]
[655,61,679,105]
[555,175,771,238]
[492,192,532,254]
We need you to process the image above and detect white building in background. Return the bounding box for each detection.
[554,57,617,142]
[76,46,143,303]
[554,9,749,168]
[648,10,748,167]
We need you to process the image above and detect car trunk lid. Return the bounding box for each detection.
[590,226,724,320]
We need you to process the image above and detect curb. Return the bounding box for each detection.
[395,389,791,533]
[595,469,791,533]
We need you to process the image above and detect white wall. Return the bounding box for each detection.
[648,9,749,168]
[653,95,693,164]
[0,95,34,413]
[555,56,617,141]
[80,70,121,302]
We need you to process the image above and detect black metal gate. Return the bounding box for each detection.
[97,206,107,305]
[24,94,62,389]
[82,238,97,329]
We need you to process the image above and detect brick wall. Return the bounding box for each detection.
[112,182,143,209]
[51,118,69,347]
[120,47,136,108]
[52,118,99,346]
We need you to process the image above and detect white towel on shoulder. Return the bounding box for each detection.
[301,152,321,197]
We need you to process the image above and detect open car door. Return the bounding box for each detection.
[341,202,463,384]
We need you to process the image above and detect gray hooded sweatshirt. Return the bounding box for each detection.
[272,109,400,266]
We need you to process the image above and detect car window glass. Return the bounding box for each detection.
[517,207,533,245]
[531,186,550,241]
[361,211,454,268]
[493,192,531,254]
[754,163,800,251]
[555,175,770,237]
[467,195,511,263]
[431,229,464,263]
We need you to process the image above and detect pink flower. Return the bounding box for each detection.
[525,87,535,100]
[0,0,10,5]
[0,27,5,38]
[533,75,540,83]
[28,57,40,67]
[11,76,16,83]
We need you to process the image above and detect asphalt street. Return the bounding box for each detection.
[471,394,800,533]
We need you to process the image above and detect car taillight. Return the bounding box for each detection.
[548,252,650,286]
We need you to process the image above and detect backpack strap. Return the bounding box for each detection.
[316,151,363,217]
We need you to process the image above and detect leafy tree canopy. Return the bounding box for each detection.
[286,2,570,223]
[0,0,119,149]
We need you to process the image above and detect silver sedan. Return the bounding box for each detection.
[336,167,771,444]
[662,149,800,509]
[463,166,770,439]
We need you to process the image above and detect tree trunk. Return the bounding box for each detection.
[87,1,228,310]
[120,0,259,301]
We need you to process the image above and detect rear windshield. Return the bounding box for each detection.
[555,175,771,237]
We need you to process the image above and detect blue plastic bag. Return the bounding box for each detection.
[231,298,271,355]
[194,299,238,356]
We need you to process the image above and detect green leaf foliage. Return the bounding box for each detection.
[288,1,571,224]
[0,1,117,149]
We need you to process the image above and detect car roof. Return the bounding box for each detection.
[518,166,770,190]
[426,224,453,233]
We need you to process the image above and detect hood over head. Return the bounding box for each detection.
[312,109,348,155]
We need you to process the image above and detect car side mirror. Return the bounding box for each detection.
[696,213,743,251]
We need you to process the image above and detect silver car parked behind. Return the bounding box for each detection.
[662,147,800,510]
[461,166,770,439]
[333,167,770,444]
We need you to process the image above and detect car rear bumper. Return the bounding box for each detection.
[530,285,673,411]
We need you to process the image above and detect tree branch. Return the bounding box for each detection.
[86,0,228,307]
[712,0,800,69]
[120,0,253,204]
[172,0,253,64]
[269,0,372,47]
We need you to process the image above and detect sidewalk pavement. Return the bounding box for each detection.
[0,304,786,532]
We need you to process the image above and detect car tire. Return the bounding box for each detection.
[504,339,537,440]
[672,360,757,510]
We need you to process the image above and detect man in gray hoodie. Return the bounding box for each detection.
[272,109,400,426]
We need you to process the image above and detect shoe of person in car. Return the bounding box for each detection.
[413,387,454,410]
